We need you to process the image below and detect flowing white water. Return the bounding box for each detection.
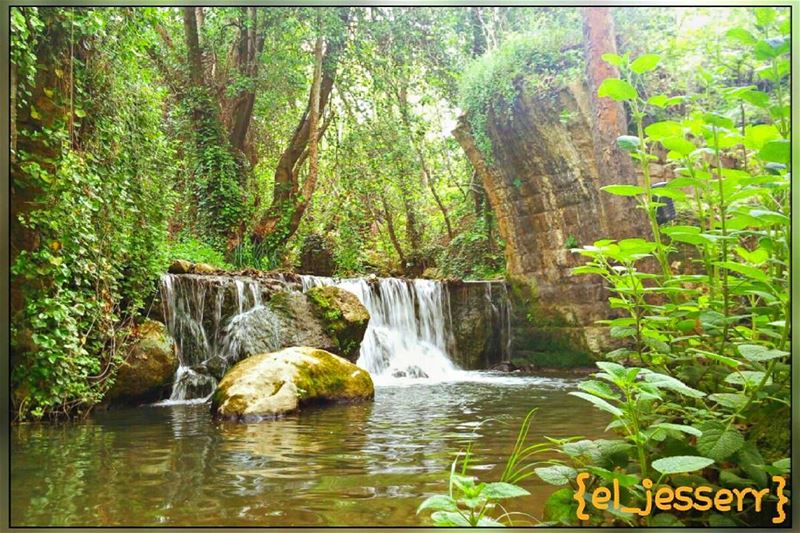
[300,275,459,383]
[159,274,281,402]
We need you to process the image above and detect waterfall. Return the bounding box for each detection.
[159,274,281,402]
[483,282,513,363]
[300,276,459,381]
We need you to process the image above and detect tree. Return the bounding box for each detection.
[582,7,645,239]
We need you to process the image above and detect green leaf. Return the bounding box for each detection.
[430,511,471,527]
[597,78,637,101]
[696,421,744,461]
[616,135,641,152]
[651,423,702,437]
[757,139,789,164]
[645,121,683,140]
[534,464,577,486]
[738,344,789,362]
[652,456,714,475]
[630,54,660,74]
[688,348,741,368]
[601,184,645,196]
[660,136,695,156]
[569,391,623,416]
[727,369,772,388]
[417,495,459,514]
[726,28,757,45]
[578,380,620,401]
[703,112,734,130]
[715,261,769,283]
[643,372,705,398]
[736,442,768,487]
[543,488,578,525]
[482,482,530,499]
[586,466,638,487]
[744,124,781,150]
[601,53,625,66]
[772,458,790,474]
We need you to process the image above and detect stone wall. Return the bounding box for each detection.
[454,82,650,354]
[446,280,511,370]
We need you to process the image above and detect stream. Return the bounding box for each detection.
[11,374,606,526]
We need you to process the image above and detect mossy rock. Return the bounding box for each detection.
[306,286,369,362]
[211,347,374,420]
[168,259,192,274]
[108,320,177,403]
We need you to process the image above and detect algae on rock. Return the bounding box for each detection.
[211,347,374,420]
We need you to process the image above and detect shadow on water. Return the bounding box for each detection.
[11,373,607,526]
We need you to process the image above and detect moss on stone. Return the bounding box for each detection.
[306,287,369,362]
[211,347,374,419]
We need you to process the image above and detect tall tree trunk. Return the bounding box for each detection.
[582,7,643,239]
[251,10,349,257]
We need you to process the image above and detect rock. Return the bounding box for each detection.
[192,262,217,274]
[211,347,374,420]
[305,286,370,362]
[168,259,192,274]
[490,361,517,372]
[108,320,177,403]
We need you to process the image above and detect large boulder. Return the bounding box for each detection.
[211,347,374,420]
[108,320,177,403]
[306,286,370,362]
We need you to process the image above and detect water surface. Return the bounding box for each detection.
[11,373,607,526]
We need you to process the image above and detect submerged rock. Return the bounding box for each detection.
[211,347,374,420]
[306,286,370,362]
[108,320,178,403]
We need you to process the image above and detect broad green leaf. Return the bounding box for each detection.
[744,124,780,150]
[475,516,505,527]
[772,458,790,474]
[643,372,705,398]
[645,121,682,140]
[737,442,768,487]
[737,344,788,362]
[660,136,695,156]
[482,482,530,499]
[726,28,757,45]
[696,421,744,461]
[709,393,748,410]
[601,53,625,66]
[616,135,641,152]
[417,495,458,514]
[601,184,645,196]
[651,455,714,475]
[586,466,638,487]
[757,139,789,164]
[703,112,734,130]
[569,392,622,416]
[534,464,577,486]
[578,379,619,401]
[630,54,660,74]
[597,78,637,101]
[543,488,577,525]
[688,348,741,368]
[725,371,771,388]
[652,423,702,437]
[430,511,471,527]
[715,261,769,283]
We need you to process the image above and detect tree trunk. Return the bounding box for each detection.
[582,7,643,239]
[251,11,349,256]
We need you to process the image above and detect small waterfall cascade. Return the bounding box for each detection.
[160,274,281,401]
[300,276,459,380]
[484,282,513,363]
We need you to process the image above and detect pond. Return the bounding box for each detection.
[11,373,607,526]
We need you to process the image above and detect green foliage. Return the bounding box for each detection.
[11,8,175,420]
[541,8,790,526]
[168,234,232,270]
[417,411,541,527]
[459,26,583,160]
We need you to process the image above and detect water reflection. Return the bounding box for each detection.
[12,373,607,526]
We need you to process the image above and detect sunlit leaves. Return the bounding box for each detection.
[597,78,637,101]
[629,53,660,74]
